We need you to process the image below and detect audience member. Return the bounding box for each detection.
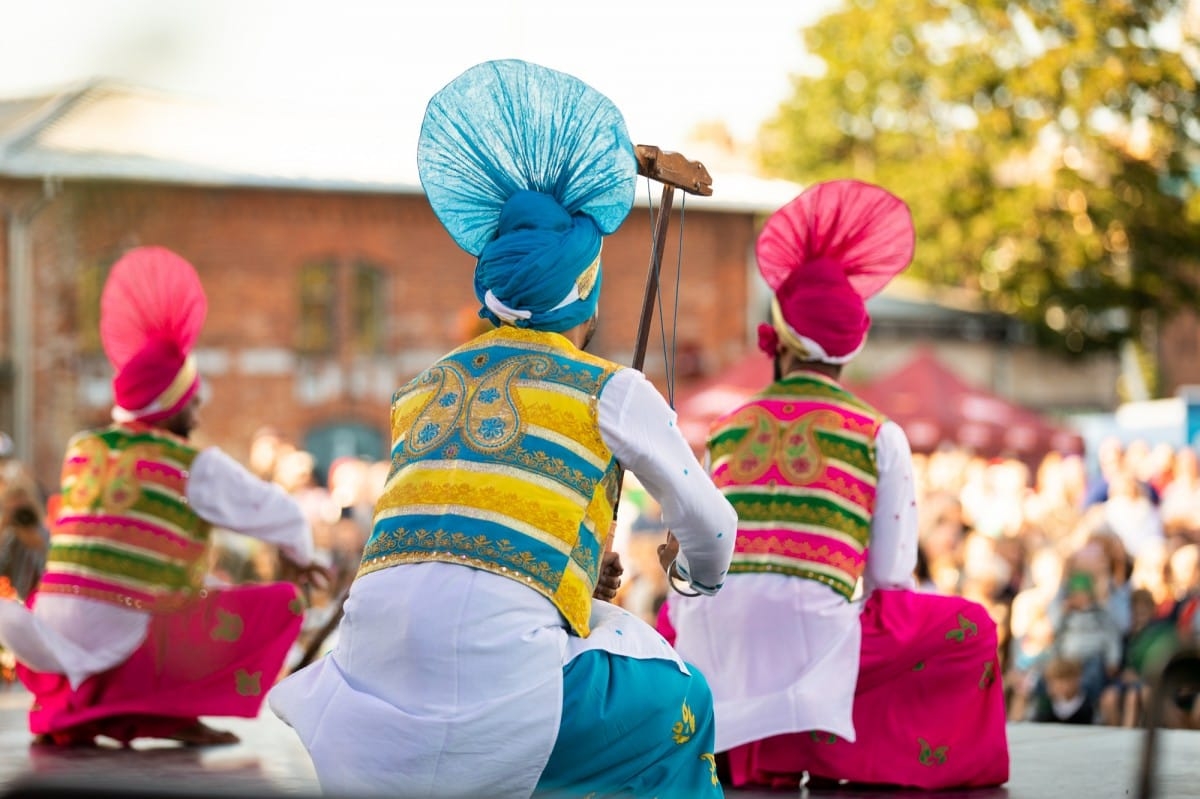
[1033,656,1095,724]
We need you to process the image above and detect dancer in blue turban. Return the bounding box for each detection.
[269,59,737,799]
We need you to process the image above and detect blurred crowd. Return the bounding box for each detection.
[0,433,51,682]
[914,438,1200,729]
[208,427,388,668]
[4,422,1200,731]
[609,436,1200,731]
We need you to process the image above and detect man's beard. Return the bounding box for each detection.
[164,415,194,439]
[580,316,598,351]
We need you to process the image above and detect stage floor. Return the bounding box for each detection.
[0,685,1196,798]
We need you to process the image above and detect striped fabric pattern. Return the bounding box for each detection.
[41,424,209,612]
[360,326,620,636]
[708,372,884,599]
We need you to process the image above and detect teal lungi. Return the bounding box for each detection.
[536,650,722,798]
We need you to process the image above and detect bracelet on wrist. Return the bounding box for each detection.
[667,560,702,598]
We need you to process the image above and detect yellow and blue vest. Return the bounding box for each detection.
[359,326,621,636]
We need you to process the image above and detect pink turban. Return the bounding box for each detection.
[100,246,207,423]
[756,180,915,363]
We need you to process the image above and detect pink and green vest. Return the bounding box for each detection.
[707,371,885,600]
[40,423,210,612]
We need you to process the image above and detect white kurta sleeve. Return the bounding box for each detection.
[862,420,919,595]
[188,447,315,567]
[598,368,737,594]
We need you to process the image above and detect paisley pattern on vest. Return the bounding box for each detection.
[707,371,884,600]
[42,423,209,612]
[360,326,620,636]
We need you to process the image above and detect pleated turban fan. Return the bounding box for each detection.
[100,246,208,423]
[417,59,639,333]
[756,180,916,364]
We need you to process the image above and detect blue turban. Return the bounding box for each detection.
[474,190,604,331]
[417,59,637,332]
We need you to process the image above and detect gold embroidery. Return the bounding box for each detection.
[63,437,109,509]
[396,364,468,457]
[719,406,777,485]
[521,399,608,457]
[727,495,871,539]
[672,701,697,744]
[946,613,980,642]
[362,528,563,585]
[210,608,244,642]
[569,532,601,577]
[358,543,595,636]
[367,327,623,637]
[918,737,949,766]
[734,535,864,572]
[712,406,870,490]
[101,445,157,513]
[462,360,528,452]
[235,669,262,697]
[979,660,997,689]
[379,480,583,543]
[726,561,857,599]
[553,568,592,635]
[701,753,719,785]
[777,410,840,485]
[575,254,601,300]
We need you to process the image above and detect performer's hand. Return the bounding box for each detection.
[593,551,623,602]
[279,557,333,591]
[657,531,680,577]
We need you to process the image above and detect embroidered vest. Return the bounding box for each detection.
[41,423,210,612]
[360,326,620,636]
[707,371,885,600]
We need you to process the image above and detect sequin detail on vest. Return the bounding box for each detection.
[708,372,884,600]
[360,326,620,636]
[42,424,209,612]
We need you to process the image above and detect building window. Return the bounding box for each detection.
[352,262,386,354]
[297,261,336,355]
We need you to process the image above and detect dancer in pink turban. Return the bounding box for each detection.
[658,180,1010,790]
[0,246,324,747]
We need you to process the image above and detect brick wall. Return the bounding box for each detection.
[2,179,758,490]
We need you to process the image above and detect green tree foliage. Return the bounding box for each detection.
[760,0,1200,355]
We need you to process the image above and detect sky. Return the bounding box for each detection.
[0,0,839,147]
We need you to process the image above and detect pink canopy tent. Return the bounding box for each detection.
[674,354,774,452]
[674,346,1083,464]
[852,348,1084,463]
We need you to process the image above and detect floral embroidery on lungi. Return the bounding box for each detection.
[918,737,949,766]
[913,660,926,671]
[672,701,696,744]
[979,660,997,689]
[700,753,719,785]
[945,613,979,642]
[210,608,244,642]
[809,731,838,744]
[235,669,262,697]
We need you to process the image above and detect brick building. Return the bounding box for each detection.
[0,83,803,490]
[2,83,1137,492]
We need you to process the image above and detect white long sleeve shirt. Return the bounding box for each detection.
[5,446,313,688]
